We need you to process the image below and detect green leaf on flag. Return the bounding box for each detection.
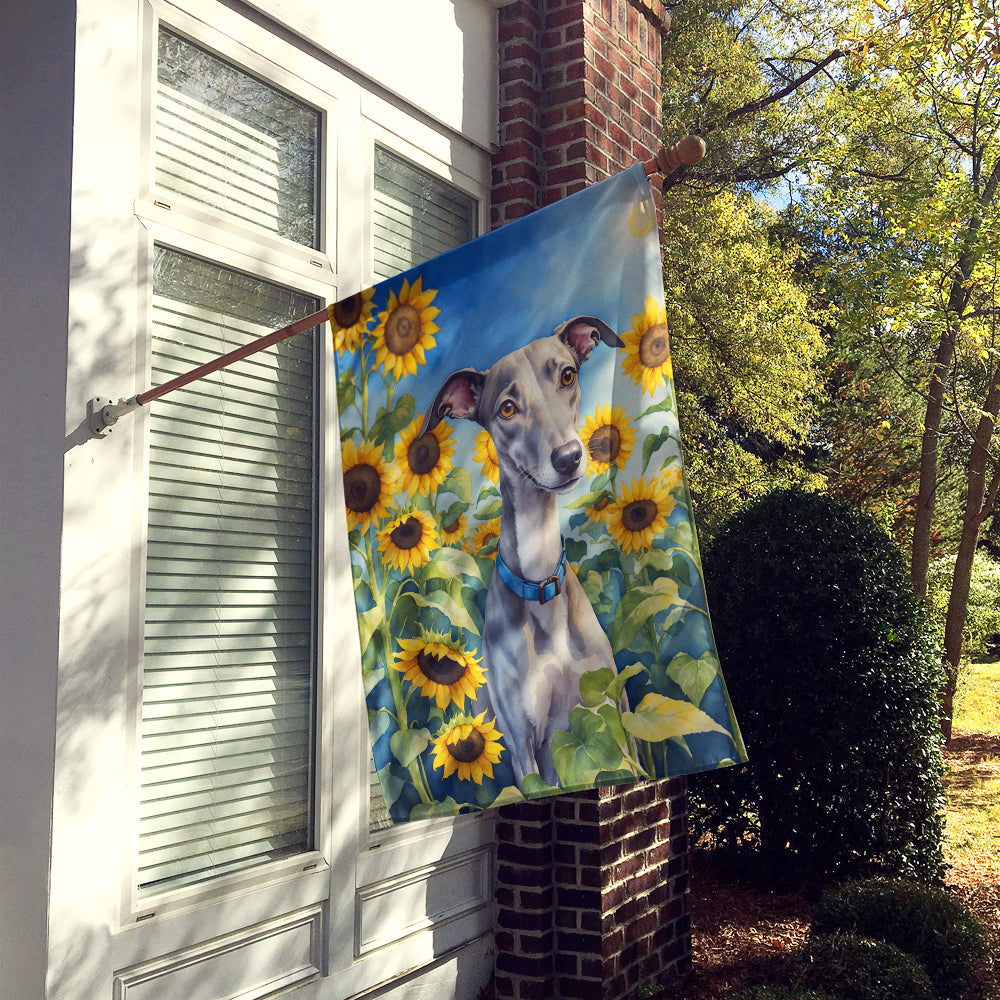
[550,707,626,788]
[440,466,473,505]
[621,693,729,743]
[390,727,430,767]
[371,393,415,446]
[406,587,482,637]
[336,368,356,412]
[665,652,720,707]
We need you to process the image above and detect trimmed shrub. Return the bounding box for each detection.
[811,878,988,999]
[791,933,934,1000]
[692,489,946,882]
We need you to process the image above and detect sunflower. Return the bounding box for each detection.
[605,476,677,553]
[329,287,375,356]
[580,403,637,475]
[372,275,440,380]
[393,630,485,710]
[395,414,454,497]
[439,512,468,547]
[470,518,501,559]
[621,295,672,395]
[341,438,395,532]
[377,508,439,573]
[659,464,685,496]
[472,430,500,484]
[431,711,504,784]
[585,491,615,526]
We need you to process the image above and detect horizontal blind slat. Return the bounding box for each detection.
[140,242,316,895]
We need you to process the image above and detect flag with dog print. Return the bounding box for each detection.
[332,163,746,822]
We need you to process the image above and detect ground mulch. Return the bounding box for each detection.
[670,733,1000,999]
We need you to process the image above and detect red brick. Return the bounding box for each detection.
[560,979,604,1000]
[520,886,554,910]
[502,40,538,64]
[502,120,543,145]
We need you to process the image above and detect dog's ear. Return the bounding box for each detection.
[421,368,487,434]
[554,316,624,363]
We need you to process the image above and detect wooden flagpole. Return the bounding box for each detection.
[88,135,705,437]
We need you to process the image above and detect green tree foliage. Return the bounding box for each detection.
[659,2,837,536]
[661,0,1000,738]
[790,0,1000,735]
[927,548,1000,658]
[693,490,946,883]
[662,190,825,535]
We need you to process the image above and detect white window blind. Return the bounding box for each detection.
[138,248,319,895]
[155,27,320,248]
[368,148,477,831]
[372,146,478,282]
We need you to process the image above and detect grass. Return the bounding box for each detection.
[945,660,1000,869]
[955,659,1000,734]
[941,659,1000,1000]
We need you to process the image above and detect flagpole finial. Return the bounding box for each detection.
[643,135,706,176]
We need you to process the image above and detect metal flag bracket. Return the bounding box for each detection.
[88,395,141,438]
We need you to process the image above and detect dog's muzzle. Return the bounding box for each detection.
[495,540,567,604]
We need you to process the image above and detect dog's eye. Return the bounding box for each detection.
[560,367,577,387]
[498,399,516,419]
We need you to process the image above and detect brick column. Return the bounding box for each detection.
[491,3,691,999]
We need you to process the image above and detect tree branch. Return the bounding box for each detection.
[704,49,847,133]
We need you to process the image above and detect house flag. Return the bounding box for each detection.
[332,164,746,823]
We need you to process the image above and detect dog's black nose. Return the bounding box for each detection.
[551,441,583,477]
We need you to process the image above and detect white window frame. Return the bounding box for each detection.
[110,0,496,992]
[123,0,339,928]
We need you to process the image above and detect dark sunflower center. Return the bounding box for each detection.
[448,729,486,763]
[407,433,440,475]
[332,292,364,329]
[588,425,622,464]
[417,650,466,686]
[385,304,421,355]
[638,322,670,368]
[344,463,380,514]
[593,495,611,512]
[390,515,423,550]
[622,499,658,532]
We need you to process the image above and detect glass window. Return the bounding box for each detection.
[372,146,477,280]
[138,246,318,895]
[156,27,320,248]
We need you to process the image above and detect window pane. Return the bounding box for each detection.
[156,28,320,248]
[372,146,477,280]
[139,247,318,895]
[368,149,478,830]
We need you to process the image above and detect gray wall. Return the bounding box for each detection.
[0,1,76,994]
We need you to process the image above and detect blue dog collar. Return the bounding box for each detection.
[495,539,567,605]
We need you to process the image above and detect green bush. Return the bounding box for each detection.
[811,878,988,998]
[692,489,947,882]
[791,933,934,1000]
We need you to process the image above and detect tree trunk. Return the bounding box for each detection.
[941,379,1000,741]
[910,331,955,597]
[910,160,1000,597]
